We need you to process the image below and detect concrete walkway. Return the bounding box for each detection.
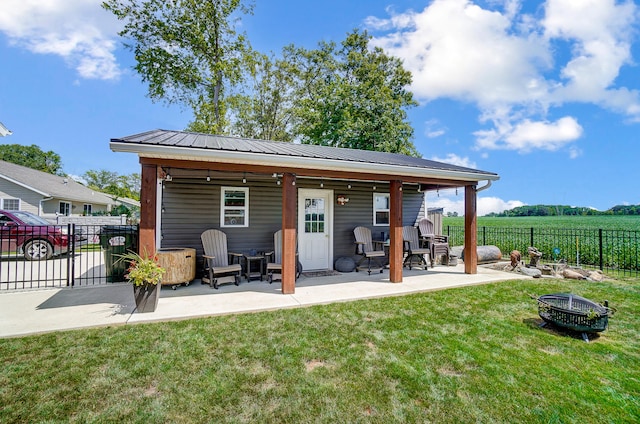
[0,264,527,338]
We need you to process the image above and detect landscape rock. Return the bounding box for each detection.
[518,266,542,278]
[334,257,356,273]
[562,269,586,280]
[528,247,543,267]
[538,265,555,276]
[587,270,605,282]
[510,250,522,267]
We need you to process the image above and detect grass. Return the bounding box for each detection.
[1,277,639,423]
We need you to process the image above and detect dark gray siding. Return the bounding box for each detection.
[161,177,424,272]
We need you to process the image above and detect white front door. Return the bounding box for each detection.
[298,189,333,271]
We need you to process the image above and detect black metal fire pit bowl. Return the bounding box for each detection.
[535,293,615,342]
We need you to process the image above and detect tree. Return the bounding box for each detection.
[103,0,255,134]
[287,29,419,156]
[227,52,297,141]
[83,169,141,200]
[0,144,64,175]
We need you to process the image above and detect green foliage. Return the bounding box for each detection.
[82,169,140,200]
[103,0,255,134]
[0,144,64,175]
[487,203,640,217]
[609,204,640,215]
[286,29,419,155]
[115,250,165,286]
[442,215,640,273]
[227,52,297,141]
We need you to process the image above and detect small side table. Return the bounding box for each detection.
[243,253,265,281]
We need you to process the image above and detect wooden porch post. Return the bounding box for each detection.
[389,180,403,283]
[464,184,477,274]
[281,173,297,294]
[139,162,159,258]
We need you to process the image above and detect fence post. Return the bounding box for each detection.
[530,227,534,248]
[67,223,74,287]
[599,229,603,271]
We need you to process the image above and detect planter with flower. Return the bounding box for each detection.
[117,250,166,313]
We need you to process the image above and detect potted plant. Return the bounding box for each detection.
[116,250,165,313]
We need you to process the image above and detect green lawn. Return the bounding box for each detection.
[1,277,639,423]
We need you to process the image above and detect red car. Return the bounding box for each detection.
[0,210,85,260]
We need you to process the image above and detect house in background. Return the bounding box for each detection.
[0,159,117,217]
[110,129,500,294]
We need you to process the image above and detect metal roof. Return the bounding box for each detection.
[0,160,116,205]
[110,129,499,184]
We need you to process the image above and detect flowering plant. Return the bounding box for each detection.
[116,250,165,286]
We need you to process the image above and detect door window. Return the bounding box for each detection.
[304,198,325,233]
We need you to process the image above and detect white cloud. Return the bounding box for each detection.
[430,153,477,169]
[424,119,446,138]
[367,0,640,152]
[427,193,525,216]
[475,115,583,152]
[0,0,122,80]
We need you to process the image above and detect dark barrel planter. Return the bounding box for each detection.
[133,283,160,313]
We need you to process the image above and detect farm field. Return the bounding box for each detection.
[443,215,639,231]
[441,215,639,275]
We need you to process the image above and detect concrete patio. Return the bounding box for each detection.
[0,263,528,338]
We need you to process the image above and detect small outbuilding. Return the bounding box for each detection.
[110,129,499,294]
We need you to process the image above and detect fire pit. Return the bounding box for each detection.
[536,293,615,342]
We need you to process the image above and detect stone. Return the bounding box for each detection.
[528,247,543,267]
[334,256,356,273]
[562,269,586,280]
[510,250,521,267]
[518,266,542,278]
[587,270,605,282]
[539,265,554,276]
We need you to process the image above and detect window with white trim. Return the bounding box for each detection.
[83,204,92,215]
[373,193,390,226]
[59,201,71,216]
[1,198,19,210]
[221,187,249,227]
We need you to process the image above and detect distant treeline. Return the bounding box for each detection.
[486,204,640,217]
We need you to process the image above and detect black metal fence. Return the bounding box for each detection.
[2,223,638,290]
[445,225,639,276]
[0,224,139,290]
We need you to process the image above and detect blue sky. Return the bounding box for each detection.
[1,0,639,215]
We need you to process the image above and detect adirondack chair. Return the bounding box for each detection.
[265,229,301,283]
[402,226,430,270]
[353,226,386,275]
[418,218,450,267]
[418,218,436,247]
[200,229,242,289]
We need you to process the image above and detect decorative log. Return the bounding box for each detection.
[459,245,502,264]
[157,247,196,286]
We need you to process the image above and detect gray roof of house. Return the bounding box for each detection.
[0,160,116,205]
[110,129,499,183]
